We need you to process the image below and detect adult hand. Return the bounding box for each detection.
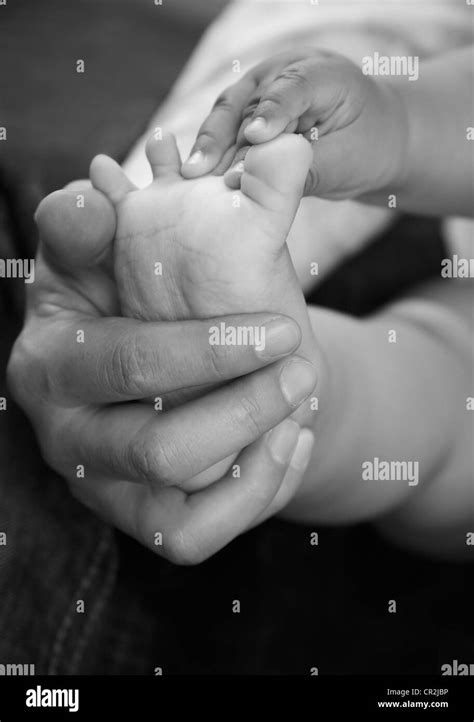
[181,48,405,200]
[7,184,316,564]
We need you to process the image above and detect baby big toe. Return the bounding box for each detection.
[35,186,116,268]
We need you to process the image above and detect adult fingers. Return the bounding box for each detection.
[248,427,315,528]
[180,51,302,177]
[181,74,258,178]
[243,52,357,146]
[24,312,302,406]
[71,419,305,564]
[243,60,317,144]
[57,355,317,487]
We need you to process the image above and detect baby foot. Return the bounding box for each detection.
[89,132,314,345]
[34,181,119,315]
[90,132,321,489]
[35,181,116,268]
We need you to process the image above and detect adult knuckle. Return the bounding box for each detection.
[153,439,181,486]
[213,92,235,113]
[258,94,282,114]
[277,64,311,90]
[131,432,179,487]
[130,437,162,485]
[196,128,219,146]
[108,334,146,396]
[233,394,264,437]
[206,341,228,382]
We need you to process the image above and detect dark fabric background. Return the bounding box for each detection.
[0,0,472,675]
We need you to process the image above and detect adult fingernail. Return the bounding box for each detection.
[256,318,300,359]
[246,117,266,136]
[290,428,315,472]
[185,150,204,166]
[279,358,317,407]
[267,419,300,464]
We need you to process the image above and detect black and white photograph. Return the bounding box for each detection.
[0,0,473,715]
